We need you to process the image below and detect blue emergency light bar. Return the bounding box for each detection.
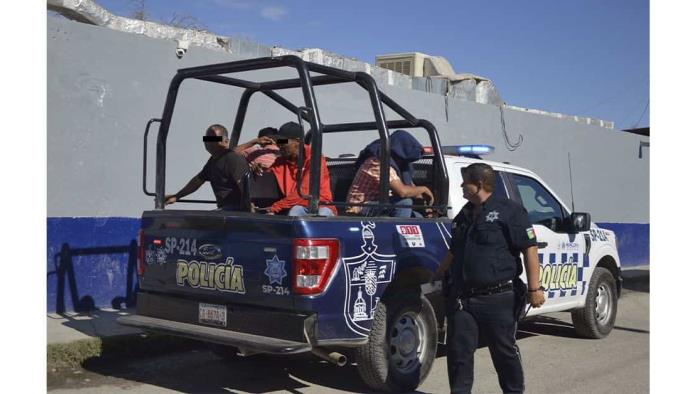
[442,145,495,157]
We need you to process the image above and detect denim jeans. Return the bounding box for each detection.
[287,205,335,217]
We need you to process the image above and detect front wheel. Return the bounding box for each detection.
[572,267,618,338]
[356,292,437,392]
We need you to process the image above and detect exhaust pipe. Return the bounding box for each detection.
[311,347,347,367]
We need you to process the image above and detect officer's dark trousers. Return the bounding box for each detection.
[446,290,524,394]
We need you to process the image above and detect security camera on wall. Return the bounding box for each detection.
[176,39,190,58]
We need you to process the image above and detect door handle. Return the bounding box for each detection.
[537,242,548,249]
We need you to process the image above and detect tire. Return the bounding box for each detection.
[572,267,618,338]
[356,292,438,392]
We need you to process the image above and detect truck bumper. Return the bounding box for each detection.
[118,314,311,354]
[118,291,315,354]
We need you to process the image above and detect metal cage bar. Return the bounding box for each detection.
[142,118,161,197]
[149,55,447,213]
[194,75,260,89]
[230,89,256,148]
[259,75,351,91]
[355,72,391,206]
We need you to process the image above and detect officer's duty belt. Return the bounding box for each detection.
[459,280,513,298]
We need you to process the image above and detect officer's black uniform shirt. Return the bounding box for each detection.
[449,196,537,290]
[197,150,249,209]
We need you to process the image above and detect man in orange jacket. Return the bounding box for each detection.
[268,122,337,216]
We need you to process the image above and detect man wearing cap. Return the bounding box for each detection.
[267,121,337,216]
[165,124,249,210]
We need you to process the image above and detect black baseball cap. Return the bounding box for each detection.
[257,127,277,138]
[274,122,305,140]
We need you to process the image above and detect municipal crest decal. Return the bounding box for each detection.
[145,244,167,265]
[343,222,396,336]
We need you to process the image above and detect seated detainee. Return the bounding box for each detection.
[267,122,337,217]
[165,124,249,210]
[234,127,280,174]
[346,130,434,217]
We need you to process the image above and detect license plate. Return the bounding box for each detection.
[198,303,227,327]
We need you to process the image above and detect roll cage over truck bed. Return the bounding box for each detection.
[142,55,449,213]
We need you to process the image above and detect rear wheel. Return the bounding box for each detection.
[356,292,437,392]
[572,267,617,338]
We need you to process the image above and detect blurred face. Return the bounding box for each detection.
[204,129,229,155]
[277,137,300,159]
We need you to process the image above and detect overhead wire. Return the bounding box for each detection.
[631,99,650,129]
[578,76,649,115]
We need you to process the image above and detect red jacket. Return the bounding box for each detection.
[269,145,337,214]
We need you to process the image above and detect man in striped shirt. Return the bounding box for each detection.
[346,130,433,217]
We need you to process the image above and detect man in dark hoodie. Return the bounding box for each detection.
[345,130,434,217]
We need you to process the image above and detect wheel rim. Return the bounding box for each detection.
[389,311,427,374]
[595,283,613,325]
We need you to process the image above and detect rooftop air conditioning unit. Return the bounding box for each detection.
[376,52,502,105]
[375,52,457,78]
[375,52,424,77]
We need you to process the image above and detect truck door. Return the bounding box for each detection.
[506,173,585,310]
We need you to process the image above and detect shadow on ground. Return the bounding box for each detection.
[622,269,650,293]
[49,312,648,393]
[51,346,431,393]
[48,308,142,342]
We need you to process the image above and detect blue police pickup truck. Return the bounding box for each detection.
[119,56,622,392]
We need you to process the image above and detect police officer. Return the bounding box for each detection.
[436,163,545,394]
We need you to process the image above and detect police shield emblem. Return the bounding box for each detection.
[343,222,396,336]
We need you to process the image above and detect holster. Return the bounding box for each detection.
[513,277,528,321]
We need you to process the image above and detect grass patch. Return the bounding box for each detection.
[48,338,102,369]
[47,334,202,370]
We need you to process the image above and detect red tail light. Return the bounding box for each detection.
[292,238,340,295]
[137,229,145,277]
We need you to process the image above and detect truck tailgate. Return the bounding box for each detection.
[139,210,296,310]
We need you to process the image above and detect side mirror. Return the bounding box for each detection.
[570,212,591,233]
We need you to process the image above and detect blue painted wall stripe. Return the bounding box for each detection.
[47,217,140,313]
[596,222,649,267]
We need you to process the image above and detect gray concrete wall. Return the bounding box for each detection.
[48,17,648,223]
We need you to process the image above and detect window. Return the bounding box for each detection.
[395,62,403,74]
[509,174,566,231]
[459,167,508,199]
[380,62,395,71]
[379,61,412,76]
[403,61,411,76]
